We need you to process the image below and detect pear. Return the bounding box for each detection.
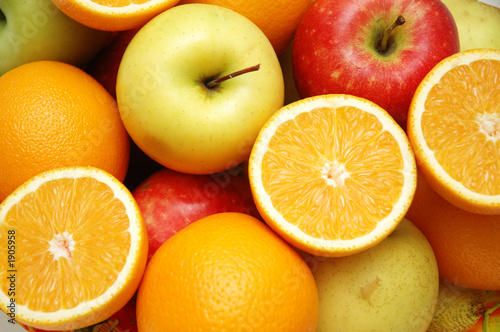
[441,0,500,50]
[305,219,439,332]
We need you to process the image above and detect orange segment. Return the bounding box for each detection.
[3,177,131,311]
[52,0,180,31]
[249,94,417,257]
[0,167,148,330]
[408,48,500,215]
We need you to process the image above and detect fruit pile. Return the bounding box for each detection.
[0,0,499,331]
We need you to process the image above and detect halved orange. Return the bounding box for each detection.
[52,0,180,31]
[407,48,500,215]
[0,167,148,330]
[248,94,417,257]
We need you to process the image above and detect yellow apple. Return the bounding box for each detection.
[441,0,500,50]
[116,4,284,175]
[304,219,439,332]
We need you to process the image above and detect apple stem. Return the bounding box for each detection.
[378,15,406,54]
[205,64,261,89]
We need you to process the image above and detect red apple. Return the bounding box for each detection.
[278,40,301,106]
[292,0,460,128]
[85,28,140,99]
[132,166,261,260]
[123,139,164,192]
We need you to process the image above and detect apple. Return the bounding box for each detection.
[123,139,164,192]
[441,0,500,51]
[292,0,460,128]
[85,28,141,99]
[303,218,439,331]
[132,166,261,260]
[176,0,316,55]
[0,0,111,76]
[116,4,284,175]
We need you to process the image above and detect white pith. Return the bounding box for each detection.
[49,232,76,261]
[477,112,500,141]
[322,161,350,187]
[75,0,165,13]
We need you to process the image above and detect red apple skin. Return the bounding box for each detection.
[132,167,261,260]
[85,28,140,99]
[292,0,460,129]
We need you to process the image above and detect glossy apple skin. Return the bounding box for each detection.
[116,4,284,175]
[132,167,261,260]
[292,0,460,128]
[0,0,111,76]
[85,28,140,99]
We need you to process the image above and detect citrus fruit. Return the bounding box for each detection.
[304,218,439,332]
[51,0,180,31]
[248,94,417,257]
[136,212,318,332]
[407,48,500,215]
[406,169,500,290]
[0,60,130,203]
[177,0,315,54]
[0,166,148,330]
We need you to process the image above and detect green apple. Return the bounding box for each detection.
[304,219,439,332]
[0,0,111,76]
[117,4,284,175]
[441,0,500,51]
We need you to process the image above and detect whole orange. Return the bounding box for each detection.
[0,61,129,202]
[136,212,319,332]
[406,170,500,290]
[176,0,315,55]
